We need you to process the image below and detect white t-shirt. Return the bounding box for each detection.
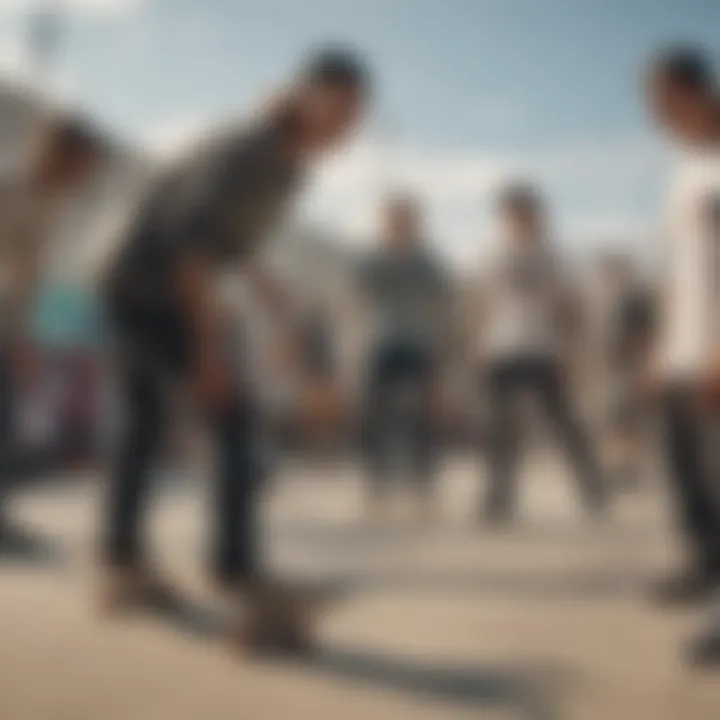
[660,148,720,379]
[480,239,564,362]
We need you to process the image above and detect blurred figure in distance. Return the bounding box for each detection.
[475,182,608,526]
[358,194,453,521]
[0,117,102,550]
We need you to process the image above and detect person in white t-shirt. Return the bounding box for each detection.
[646,46,720,666]
[476,183,607,525]
[0,118,102,551]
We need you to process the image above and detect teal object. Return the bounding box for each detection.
[31,282,105,349]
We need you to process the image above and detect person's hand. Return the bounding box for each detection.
[698,357,720,408]
[430,380,450,427]
[638,360,664,403]
[193,354,233,414]
[272,335,301,373]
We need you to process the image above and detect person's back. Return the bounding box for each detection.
[105,118,300,313]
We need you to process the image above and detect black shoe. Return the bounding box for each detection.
[98,564,181,617]
[649,569,715,607]
[688,630,720,667]
[482,506,515,529]
[612,464,641,493]
[584,493,611,522]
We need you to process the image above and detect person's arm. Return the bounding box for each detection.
[5,245,43,385]
[551,259,585,381]
[246,259,306,380]
[175,252,232,412]
[435,261,455,360]
[699,192,720,402]
[246,259,294,326]
[467,267,492,369]
[11,244,43,326]
[171,128,274,410]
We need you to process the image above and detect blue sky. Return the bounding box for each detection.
[1,0,719,264]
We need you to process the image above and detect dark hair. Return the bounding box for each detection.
[386,191,419,216]
[496,181,543,215]
[44,115,106,159]
[301,46,370,95]
[651,46,715,93]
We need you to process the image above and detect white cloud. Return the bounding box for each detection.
[0,0,144,86]
[0,30,30,76]
[0,0,144,16]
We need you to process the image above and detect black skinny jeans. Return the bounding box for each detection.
[103,298,260,585]
[663,387,720,581]
[362,342,440,494]
[0,349,14,541]
[483,356,605,519]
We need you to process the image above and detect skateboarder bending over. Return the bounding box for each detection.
[100,48,370,651]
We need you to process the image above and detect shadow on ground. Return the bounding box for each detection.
[301,647,567,719]
[0,523,65,567]
[137,591,571,719]
[318,567,651,601]
[277,517,658,549]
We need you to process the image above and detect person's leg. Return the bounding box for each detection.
[103,358,166,570]
[535,359,607,514]
[408,355,440,503]
[362,348,394,504]
[211,397,262,588]
[483,361,521,524]
[213,393,329,653]
[684,407,720,664]
[607,364,646,491]
[656,389,720,602]
[0,350,14,547]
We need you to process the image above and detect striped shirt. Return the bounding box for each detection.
[106,118,301,308]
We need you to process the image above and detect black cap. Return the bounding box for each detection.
[44,114,107,157]
[301,46,370,94]
[651,46,715,93]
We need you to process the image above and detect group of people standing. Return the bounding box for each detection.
[0,43,718,662]
[353,186,608,526]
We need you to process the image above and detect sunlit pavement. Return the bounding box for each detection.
[1,454,718,720]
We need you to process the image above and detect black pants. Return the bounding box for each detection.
[0,350,15,541]
[663,387,720,580]
[483,356,605,518]
[362,343,439,494]
[103,299,260,585]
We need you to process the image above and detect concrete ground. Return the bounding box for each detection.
[0,454,718,720]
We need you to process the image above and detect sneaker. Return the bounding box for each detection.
[98,564,180,616]
[482,504,515,529]
[225,579,330,656]
[649,569,715,607]
[688,630,720,667]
